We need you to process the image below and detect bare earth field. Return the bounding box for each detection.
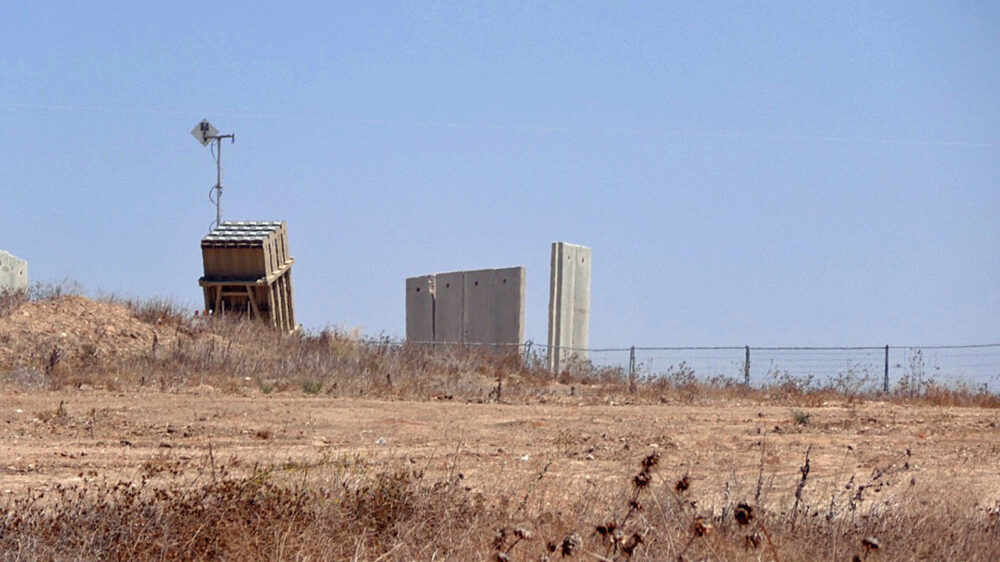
[3,297,1000,559]
[3,389,998,507]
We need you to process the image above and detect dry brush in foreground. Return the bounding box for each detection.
[2,447,998,561]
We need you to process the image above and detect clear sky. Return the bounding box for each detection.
[2,2,998,348]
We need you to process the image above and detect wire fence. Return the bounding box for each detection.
[384,339,1000,393]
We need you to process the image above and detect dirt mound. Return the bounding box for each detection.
[0,295,191,370]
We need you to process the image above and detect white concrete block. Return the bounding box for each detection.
[547,242,591,372]
[0,251,28,293]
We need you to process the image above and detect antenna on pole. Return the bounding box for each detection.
[191,119,235,231]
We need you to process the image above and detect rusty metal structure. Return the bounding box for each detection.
[198,221,297,332]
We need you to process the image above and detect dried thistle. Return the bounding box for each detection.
[595,522,617,539]
[622,533,644,557]
[692,516,712,537]
[633,471,651,489]
[675,474,690,493]
[492,528,507,550]
[561,531,581,557]
[744,532,762,549]
[791,445,812,528]
[641,452,660,471]
[734,503,754,526]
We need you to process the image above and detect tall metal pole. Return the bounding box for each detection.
[883,345,890,393]
[206,133,234,230]
[744,345,751,386]
[628,346,636,394]
[215,138,223,227]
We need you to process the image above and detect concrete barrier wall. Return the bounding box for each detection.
[406,266,525,348]
[405,275,435,343]
[433,271,465,344]
[0,251,28,293]
[462,269,494,344]
[547,242,591,372]
[490,267,525,347]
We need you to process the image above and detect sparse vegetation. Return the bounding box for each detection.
[791,409,811,426]
[1,293,997,408]
[1,294,999,559]
[0,446,996,561]
[301,378,323,394]
[0,288,28,318]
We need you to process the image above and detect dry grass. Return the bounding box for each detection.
[2,295,1000,559]
[1,447,997,561]
[0,289,28,319]
[1,294,997,410]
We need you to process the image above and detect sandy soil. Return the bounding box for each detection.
[2,389,998,510]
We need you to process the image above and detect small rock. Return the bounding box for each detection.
[585,454,595,461]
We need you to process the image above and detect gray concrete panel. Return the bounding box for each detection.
[547,242,591,372]
[490,267,526,350]
[463,269,494,345]
[547,245,562,365]
[558,244,579,368]
[405,275,435,343]
[433,271,465,345]
[571,246,591,353]
[407,266,526,350]
[0,251,28,293]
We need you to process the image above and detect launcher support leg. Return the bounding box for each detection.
[246,286,259,318]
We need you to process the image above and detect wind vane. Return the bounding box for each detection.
[191,119,235,231]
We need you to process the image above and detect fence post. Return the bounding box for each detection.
[523,340,532,367]
[883,345,889,394]
[744,345,751,387]
[628,346,636,393]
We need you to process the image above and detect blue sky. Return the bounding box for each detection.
[1,2,998,347]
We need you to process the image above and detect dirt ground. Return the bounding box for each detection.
[2,388,999,512]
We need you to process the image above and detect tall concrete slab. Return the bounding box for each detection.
[491,267,526,351]
[547,242,591,372]
[463,269,494,345]
[433,271,465,345]
[571,246,591,353]
[405,275,435,343]
[0,251,28,293]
